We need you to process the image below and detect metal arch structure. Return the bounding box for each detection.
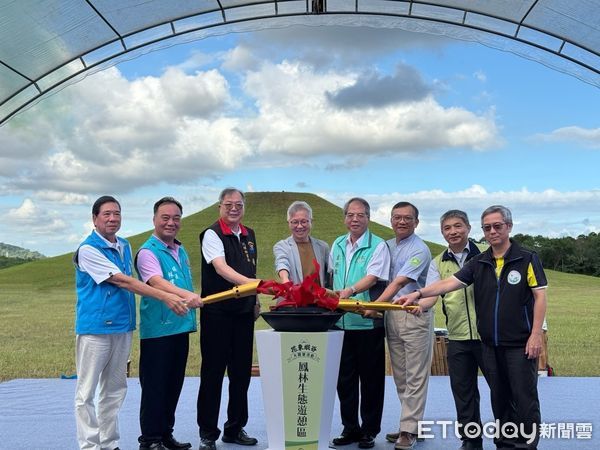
[1,0,600,126]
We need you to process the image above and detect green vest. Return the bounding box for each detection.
[434,241,484,341]
[137,235,197,339]
[331,230,385,330]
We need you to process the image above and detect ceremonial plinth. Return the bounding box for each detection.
[256,329,344,450]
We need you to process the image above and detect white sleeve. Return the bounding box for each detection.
[201,229,225,264]
[425,259,441,286]
[366,241,391,281]
[77,244,121,284]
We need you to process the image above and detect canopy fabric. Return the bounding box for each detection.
[1,0,599,125]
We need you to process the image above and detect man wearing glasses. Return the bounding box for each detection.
[370,202,432,450]
[197,188,259,450]
[397,205,547,450]
[273,201,329,286]
[413,210,486,450]
[329,197,390,449]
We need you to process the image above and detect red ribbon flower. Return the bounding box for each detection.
[257,260,339,310]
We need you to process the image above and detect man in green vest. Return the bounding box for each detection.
[329,197,390,449]
[416,210,486,450]
[135,197,202,450]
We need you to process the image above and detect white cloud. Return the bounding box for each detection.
[2,66,249,194]
[473,70,487,82]
[240,25,449,68]
[35,191,90,204]
[1,51,499,197]
[6,199,69,234]
[242,61,499,157]
[322,185,600,245]
[221,45,261,72]
[533,126,600,149]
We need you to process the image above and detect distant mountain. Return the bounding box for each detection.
[0,242,46,260]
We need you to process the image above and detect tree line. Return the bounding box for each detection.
[511,232,600,277]
[0,256,32,270]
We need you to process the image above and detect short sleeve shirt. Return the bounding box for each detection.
[136,235,181,283]
[77,230,126,284]
[388,233,431,299]
[202,228,241,264]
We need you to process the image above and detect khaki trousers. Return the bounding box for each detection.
[385,310,433,434]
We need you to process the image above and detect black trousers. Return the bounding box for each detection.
[447,339,486,443]
[197,311,254,441]
[336,327,385,436]
[139,332,190,443]
[481,343,540,449]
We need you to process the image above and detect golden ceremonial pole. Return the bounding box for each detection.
[201,280,261,305]
[200,280,417,311]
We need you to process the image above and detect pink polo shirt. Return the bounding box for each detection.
[136,236,180,283]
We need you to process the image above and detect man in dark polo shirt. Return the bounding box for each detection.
[197,188,259,450]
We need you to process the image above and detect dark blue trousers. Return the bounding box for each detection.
[482,343,540,449]
[139,332,190,444]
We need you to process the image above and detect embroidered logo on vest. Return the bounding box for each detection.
[507,270,521,285]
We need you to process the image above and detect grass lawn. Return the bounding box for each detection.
[1,268,599,381]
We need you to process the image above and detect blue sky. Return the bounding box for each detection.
[1,24,599,256]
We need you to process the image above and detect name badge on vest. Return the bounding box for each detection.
[243,241,256,266]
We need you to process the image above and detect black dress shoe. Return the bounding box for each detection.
[358,434,375,449]
[221,429,258,446]
[139,443,167,450]
[163,435,192,450]
[198,438,216,450]
[332,432,361,446]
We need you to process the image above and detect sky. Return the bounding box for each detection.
[1,24,600,257]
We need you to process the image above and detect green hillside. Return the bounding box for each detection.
[0,192,598,380]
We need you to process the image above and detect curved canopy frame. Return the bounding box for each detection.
[1,0,599,125]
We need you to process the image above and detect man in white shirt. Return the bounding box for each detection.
[74,196,189,450]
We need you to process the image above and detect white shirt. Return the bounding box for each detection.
[202,228,241,264]
[77,230,127,284]
[426,242,470,286]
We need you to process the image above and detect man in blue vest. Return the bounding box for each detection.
[398,205,547,450]
[74,196,190,450]
[135,197,203,450]
[329,197,390,449]
[197,188,260,450]
[415,210,486,450]
[370,202,432,450]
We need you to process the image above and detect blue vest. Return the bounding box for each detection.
[74,231,136,335]
[137,235,197,339]
[331,230,385,330]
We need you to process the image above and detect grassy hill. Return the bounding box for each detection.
[0,192,598,380]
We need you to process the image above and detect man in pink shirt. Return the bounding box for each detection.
[136,197,202,450]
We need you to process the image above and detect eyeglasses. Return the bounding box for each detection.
[345,213,367,220]
[482,222,507,232]
[289,219,310,227]
[391,215,415,223]
[221,202,244,210]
